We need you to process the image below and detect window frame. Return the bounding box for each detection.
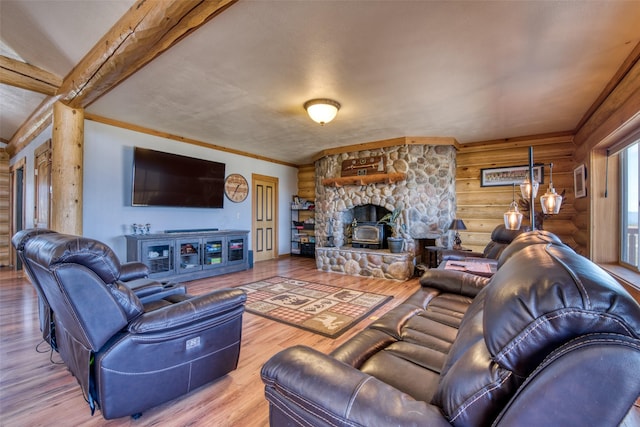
[619,141,639,273]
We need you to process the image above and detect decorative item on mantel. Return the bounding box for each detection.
[341,156,385,177]
[448,219,467,250]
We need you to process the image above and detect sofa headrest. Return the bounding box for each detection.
[11,228,56,251]
[490,224,523,244]
[24,232,122,284]
[484,244,640,377]
[496,230,566,268]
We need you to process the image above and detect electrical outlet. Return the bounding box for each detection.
[186,336,200,350]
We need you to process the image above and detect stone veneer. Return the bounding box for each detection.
[314,143,457,280]
[316,247,415,281]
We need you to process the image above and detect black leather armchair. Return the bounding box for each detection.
[12,228,167,347]
[18,230,247,419]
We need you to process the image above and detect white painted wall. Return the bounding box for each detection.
[12,120,299,260]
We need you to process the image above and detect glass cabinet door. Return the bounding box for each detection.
[203,239,225,269]
[141,240,174,276]
[177,239,203,273]
[227,237,245,263]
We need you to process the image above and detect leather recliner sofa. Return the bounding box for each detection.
[17,229,247,419]
[261,231,640,426]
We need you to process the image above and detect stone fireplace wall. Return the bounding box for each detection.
[314,144,457,256]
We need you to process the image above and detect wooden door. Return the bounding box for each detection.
[34,140,51,229]
[9,158,26,269]
[252,174,278,262]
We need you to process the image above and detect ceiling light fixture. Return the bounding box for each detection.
[304,98,341,125]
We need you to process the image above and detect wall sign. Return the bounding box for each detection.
[341,156,385,177]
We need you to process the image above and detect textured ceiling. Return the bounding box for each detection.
[2,1,640,164]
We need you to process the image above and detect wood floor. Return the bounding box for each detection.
[0,256,420,426]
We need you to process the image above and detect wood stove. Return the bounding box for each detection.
[352,223,386,249]
[348,204,391,249]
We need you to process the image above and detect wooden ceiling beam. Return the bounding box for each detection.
[0,55,62,96]
[7,0,238,157]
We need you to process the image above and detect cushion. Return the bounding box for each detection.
[433,243,640,426]
[485,244,640,376]
[481,225,523,258]
[11,228,56,251]
[25,233,122,284]
[107,282,144,321]
[496,229,565,268]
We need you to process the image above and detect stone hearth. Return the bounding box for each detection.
[316,247,414,281]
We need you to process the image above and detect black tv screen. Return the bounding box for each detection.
[132,147,226,208]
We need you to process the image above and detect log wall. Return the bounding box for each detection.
[297,164,315,201]
[0,148,8,266]
[573,58,640,262]
[456,137,578,253]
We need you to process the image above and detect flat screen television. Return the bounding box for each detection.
[132,147,226,208]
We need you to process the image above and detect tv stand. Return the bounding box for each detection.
[164,228,219,234]
[125,230,249,282]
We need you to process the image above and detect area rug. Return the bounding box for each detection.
[236,276,392,338]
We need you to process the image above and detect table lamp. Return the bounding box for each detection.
[449,219,467,250]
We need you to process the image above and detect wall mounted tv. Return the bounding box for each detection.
[132,147,226,208]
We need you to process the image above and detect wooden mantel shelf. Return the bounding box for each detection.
[322,172,407,187]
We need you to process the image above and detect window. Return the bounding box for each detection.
[620,141,639,271]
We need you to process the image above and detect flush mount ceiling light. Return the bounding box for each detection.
[304,98,341,125]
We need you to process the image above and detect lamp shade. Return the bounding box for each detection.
[304,99,340,125]
[504,201,523,230]
[520,176,539,199]
[540,162,562,215]
[448,219,467,230]
[540,186,563,214]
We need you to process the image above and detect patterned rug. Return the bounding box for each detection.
[236,276,392,338]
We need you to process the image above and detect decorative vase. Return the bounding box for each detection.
[387,237,404,253]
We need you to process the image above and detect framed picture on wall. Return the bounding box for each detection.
[574,164,587,198]
[480,165,544,187]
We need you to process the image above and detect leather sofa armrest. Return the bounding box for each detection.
[138,283,187,305]
[128,288,246,334]
[441,250,484,261]
[120,278,187,301]
[420,269,490,298]
[119,261,149,281]
[121,277,166,298]
[261,345,451,427]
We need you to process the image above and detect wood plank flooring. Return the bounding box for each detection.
[0,257,420,426]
